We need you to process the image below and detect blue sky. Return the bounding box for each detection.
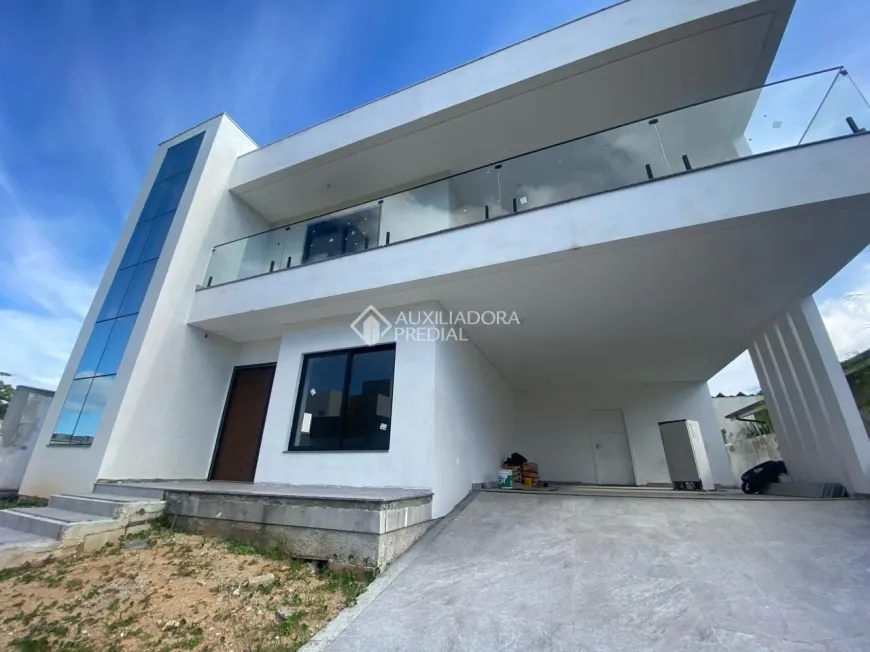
[1,0,869,392]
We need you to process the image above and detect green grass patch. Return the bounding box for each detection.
[224,540,290,561]
[0,497,48,511]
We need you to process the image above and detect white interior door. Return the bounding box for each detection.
[589,409,635,485]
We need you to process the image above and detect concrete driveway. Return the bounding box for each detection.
[312,491,870,652]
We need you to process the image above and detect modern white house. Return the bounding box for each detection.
[19,0,870,519]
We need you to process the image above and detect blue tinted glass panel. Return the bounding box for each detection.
[119,221,154,269]
[72,375,115,440]
[139,211,174,263]
[74,321,114,379]
[156,174,189,215]
[138,182,168,223]
[117,260,157,317]
[156,132,204,182]
[96,315,136,376]
[54,378,93,436]
[97,266,136,322]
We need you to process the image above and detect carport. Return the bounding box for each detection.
[311,491,870,651]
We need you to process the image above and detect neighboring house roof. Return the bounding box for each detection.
[842,348,870,376]
[723,347,870,421]
[724,398,767,420]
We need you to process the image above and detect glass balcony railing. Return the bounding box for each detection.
[202,68,870,288]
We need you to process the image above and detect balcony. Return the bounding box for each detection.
[202,68,870,290]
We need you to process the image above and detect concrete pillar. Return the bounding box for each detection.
[749,296,870,494]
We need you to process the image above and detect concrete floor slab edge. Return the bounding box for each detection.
[475,487,837,501]
[299,492,479,652]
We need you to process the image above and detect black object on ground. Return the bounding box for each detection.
[741,460,788,494]
[504,452,527,466]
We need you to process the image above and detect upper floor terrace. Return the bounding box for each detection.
[201,66,870,291]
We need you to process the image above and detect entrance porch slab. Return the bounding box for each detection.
[94,481,434,568]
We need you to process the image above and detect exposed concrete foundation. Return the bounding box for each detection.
[95,481,435,568]
[169,514,431,568]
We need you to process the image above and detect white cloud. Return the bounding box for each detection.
[709,262,870,396]
[0,162,98,390]
[0,213,97,389]
[817,264,870,359]
[0,310,83,389]
[0,213,98,320]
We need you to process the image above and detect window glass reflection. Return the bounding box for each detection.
[290,353,348,450]
[342,347,395,450]
[54,378,93,436]
[156,175,188,215]
[119,221,154,269]
[118,260,157,317]
[97,266,136,322]
[72,375,115,441]
[139,182,169,223]
[289,345,395,452]
[75,321,114,379]
[156,132,204,182]
[139,212,174,262]
[96,315,136,376]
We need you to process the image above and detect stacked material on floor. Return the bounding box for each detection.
[519,462,539,486]
[501,453,545,488]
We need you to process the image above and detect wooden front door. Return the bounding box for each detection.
[210,364,276,482]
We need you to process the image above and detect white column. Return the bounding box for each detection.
[749,297,870,494]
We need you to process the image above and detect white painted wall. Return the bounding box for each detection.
[254,306,439,499]
[432,335,515,516]
[254,305,516,518]
[713,395,762,442]
[510,382,733,486]
[98,117,262,482]
[236,339,281,367]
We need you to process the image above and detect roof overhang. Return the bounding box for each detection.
[228,0,795,224]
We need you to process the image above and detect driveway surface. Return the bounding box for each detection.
[320,491,870,651]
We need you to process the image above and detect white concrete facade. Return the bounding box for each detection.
[17,0,870,514]
[749,297,870,494]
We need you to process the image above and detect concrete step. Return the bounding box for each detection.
[0,507,117,541]
[0,525,62,570]
[93,482,166,500]
[49,493,165,522]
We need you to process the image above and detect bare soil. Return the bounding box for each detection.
[0,527,374,651]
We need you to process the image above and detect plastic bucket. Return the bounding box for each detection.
[498,469,513,490]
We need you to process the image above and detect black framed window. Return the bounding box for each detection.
[289,344,395,451]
